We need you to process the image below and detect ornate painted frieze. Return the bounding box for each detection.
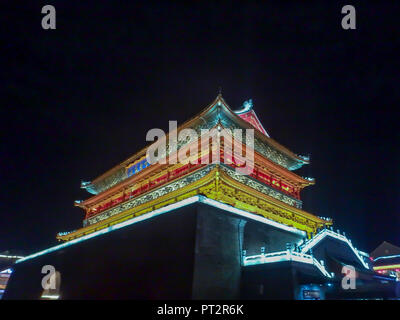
[84,165,214,226]
[220,165,302,209]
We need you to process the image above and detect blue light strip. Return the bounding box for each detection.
[17,195,305,264]
[373,274,397,281]
[374,254,400,262]
[300,229,369,269]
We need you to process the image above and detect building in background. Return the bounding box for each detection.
[4,96,399,299]
[371,242,400,281]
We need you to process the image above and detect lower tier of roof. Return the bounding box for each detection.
[59,165,331,241]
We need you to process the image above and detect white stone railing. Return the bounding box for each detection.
[299,229,370,269]
[243,250,333,278]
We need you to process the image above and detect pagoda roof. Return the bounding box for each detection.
[82,95,310,195]
[62,165,329,241]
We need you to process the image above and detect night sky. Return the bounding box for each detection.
[2,1,399,255]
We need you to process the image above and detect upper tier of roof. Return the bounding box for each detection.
[81,95,310,195]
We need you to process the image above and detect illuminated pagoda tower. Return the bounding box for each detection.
[7,95,395,300]
[61,95,329,241]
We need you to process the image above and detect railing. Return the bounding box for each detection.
[299,228,370,269]
[243,250,333,278]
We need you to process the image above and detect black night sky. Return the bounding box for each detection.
[1,1,399,256]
